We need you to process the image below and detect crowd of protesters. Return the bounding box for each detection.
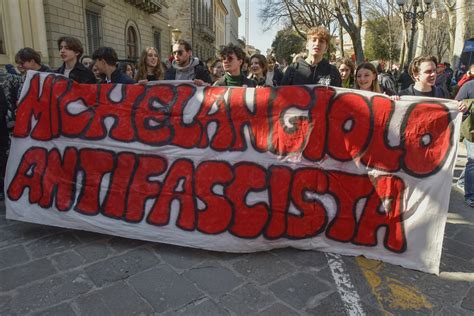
[1,26,473,204]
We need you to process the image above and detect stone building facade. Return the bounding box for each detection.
[0,0,49,66]
[167,0,216,61]
[0,0,241,68]
[223,0,240,45]
[43,0,171,67]
[214,0,228,51]
[0,0,172,68]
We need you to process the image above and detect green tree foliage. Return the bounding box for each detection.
[364,15,400,63]
[272,29,305,64]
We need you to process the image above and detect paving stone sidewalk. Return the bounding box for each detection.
[0,144,473,315]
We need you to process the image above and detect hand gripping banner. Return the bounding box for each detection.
[5,71,462,274]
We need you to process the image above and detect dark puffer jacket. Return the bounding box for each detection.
[55,61,96,84]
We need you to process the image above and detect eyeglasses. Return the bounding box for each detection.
[172,50,184,56]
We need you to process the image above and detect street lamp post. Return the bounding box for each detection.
[396,0,433,63]
[171,28,182,44]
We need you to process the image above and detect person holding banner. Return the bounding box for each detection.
[92,47,136,84]
[135,47,165,84]
[280,26,341,87]
[248,53,269,87]
[213,43,256,87]
[55,36,96,84]
[2,48,51,130]
[354,62,381,93]
[165,39,212,86]
[399,56,449,98]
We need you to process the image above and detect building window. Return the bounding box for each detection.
[126,26,138,60]
[86,10,102,55]
[154,31,161,56]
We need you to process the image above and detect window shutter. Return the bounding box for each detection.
[154,32,161,56]
[86,10,101,55]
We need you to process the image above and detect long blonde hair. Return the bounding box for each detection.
[135,47,164,81]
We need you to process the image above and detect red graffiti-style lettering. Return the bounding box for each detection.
[325,172,374,242]
[134,85,175,145]
[353,175,406,252]
[125,155,167,222]
[58,81,97,138]
[14,74,457,178]
[402,103,452,177]
[39,147,78,211]
[229,87,269,151]
[288,168,328,238]
[361,96,403,171]
[195,161,233,234]
[7,145,410,253]
[271,86,312,155]
[196,87,234,150]
[147,159,196,230]
[83,84,140,141]
[265,165,292,239]
[327,93,371,161]
[227,163,268,238]
[7,147,47,202]
[14,74,67,140]
[102,152,136,219]
[75,149,114,215]
[303,87,335,161]
[169,85,201,148]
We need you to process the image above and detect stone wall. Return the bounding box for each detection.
[43,0,171,68]
[167,1,192,44]
[167,0,216,61]
[223,0,239,45]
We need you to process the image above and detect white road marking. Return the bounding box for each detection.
[439,272,474,282]
[326,253,365,316]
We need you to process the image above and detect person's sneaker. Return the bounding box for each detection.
[464,199,474,207]
[457,182,465,191]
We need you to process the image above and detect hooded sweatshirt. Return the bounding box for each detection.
[165,57,212,83]
[172,57,200,81]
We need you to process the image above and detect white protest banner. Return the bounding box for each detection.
[5,71,461,274]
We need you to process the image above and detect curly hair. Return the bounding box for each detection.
[15,47,42,65]
[306,26,330,44]
[219,43,246,63]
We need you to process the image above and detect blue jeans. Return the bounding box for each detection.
[463,139,474,201]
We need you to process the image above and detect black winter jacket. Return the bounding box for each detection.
[399,84,448,98]
[108,68,136,84]
[281,58,342,87]
[55,61,96,84]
